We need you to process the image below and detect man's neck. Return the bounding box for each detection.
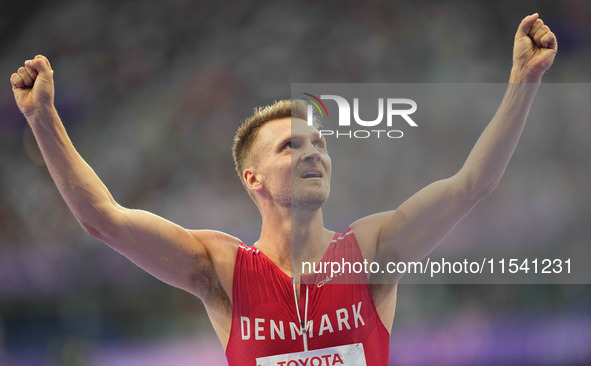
[256,206,332,277]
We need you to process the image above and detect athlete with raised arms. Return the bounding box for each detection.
[10,14,556,365]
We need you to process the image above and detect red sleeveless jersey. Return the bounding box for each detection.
[225,228,390,365]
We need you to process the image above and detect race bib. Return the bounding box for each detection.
[256,343,366,366]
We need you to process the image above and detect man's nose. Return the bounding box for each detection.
[301,142,321,161]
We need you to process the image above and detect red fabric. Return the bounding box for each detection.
[225,228,390,365]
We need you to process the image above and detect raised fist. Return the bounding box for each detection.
[512,13,558,82]
[10,55,55,118]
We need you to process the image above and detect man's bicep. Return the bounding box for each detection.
[376,176,480,264]
[94,206,231,297]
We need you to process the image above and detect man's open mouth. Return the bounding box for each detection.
[301,169,323,179]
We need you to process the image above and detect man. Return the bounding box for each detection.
[10,14,556,365]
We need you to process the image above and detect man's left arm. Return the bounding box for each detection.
[354,13,557,267]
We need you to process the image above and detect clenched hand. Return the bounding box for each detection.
[10,55,55,119]
[512,13,558,83]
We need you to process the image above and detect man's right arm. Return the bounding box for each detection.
[10,55,237,299]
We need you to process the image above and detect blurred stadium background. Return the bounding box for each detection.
[1,0,590,365]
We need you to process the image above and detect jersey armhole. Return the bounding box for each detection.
[225,242,246,356]
[347,228,392,337]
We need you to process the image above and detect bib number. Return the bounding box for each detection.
[256,343,366,366]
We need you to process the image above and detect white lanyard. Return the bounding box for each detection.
[292,279,310,351]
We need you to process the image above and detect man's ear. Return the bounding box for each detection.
[244,168,263,191]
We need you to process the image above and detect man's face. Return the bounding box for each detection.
[251,117,332,211]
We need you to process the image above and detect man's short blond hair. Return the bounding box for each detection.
[232,99,320,194]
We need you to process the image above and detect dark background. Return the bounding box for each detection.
[1,0,590,365]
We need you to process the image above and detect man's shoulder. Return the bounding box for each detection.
[349,210,395,262]
[184,229,241,305]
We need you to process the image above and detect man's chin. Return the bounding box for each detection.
[290,193,328,212]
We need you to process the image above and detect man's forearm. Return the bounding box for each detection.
[457,79,539,198]
[27,106,119,235]
[456,13,557,199]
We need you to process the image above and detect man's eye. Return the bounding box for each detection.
[283,141,292,150]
